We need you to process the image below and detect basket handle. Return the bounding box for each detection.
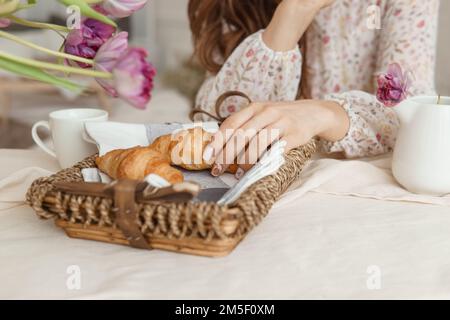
[112,179,151,249]
[190,90,252,123]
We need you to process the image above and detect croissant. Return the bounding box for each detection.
[151,127,238,173]
[96,127,238,183]
[95,146,184,184]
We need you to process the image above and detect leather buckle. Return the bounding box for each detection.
[111,179,151,250]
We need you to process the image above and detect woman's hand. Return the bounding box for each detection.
[263,0,336,51]
[202,99,350,178]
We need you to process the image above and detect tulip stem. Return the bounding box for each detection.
[0,51,112,79]
[7,16,70,33]
[0,31,94,66]
[437,95,441,105]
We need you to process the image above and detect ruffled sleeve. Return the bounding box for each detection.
[193,30,302,121]
[320,0,438,158]
[321,91,400,157]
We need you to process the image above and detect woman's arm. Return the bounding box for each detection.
[263,0,335,51]
[193,31,302,121]
[193,0,333,121]
[320,0,439,158]
[203,99,349,177]
[204,0,439,176]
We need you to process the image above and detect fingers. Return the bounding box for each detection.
[234,123,285,179]
[282,134,302,153]
[203,103,264,164]
[211,112,279,176]
[210,130,250,176]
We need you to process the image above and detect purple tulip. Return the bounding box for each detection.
[98,0,148,18]
[94,32,156,109]
[113,48,156,109]
[64,18,115,68]
[0,18,10,28]
[94,32,129,96]
[376,63,411,107]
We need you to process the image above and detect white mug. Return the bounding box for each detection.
[32,108,108,168]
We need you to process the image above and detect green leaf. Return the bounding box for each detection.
[7,15,69,32]
[0,56,83,91]
[14,4,37,11]
[0,0,20,15]
[3,0,37,14]
[58,0,117,27]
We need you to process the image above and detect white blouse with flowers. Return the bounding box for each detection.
[193,0,439,158]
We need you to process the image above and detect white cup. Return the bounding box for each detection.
[32,108,108,168]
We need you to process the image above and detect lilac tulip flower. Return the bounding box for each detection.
[0,18,10,28]
[94,31,129,96]
[376,63,411,107]
[98,0,148,18]
[94,32,156,108]
[113,48,156,109]
[64,18,115,68]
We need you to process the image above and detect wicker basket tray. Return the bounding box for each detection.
[26,140,316,257]
[26,91,316,257]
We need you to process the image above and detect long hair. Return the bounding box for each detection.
[188,0,308,97]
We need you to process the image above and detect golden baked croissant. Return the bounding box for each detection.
[151,127,238,173]
[96,127,238,183]
[95,146,184,184]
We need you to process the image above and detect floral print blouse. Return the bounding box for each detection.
[193,0,439,158]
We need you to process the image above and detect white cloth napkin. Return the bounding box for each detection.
[84,121,219,156]
[275,154,450,208]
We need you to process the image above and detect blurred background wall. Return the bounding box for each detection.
[0,0,449,149]
[6,0,450,92]
[144,0,450,94]
[436,0,450,95]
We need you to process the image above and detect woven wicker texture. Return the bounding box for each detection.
[26,140,316,241]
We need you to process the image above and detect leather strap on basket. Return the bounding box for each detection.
[190,90,252,123]
[112,179,150,249]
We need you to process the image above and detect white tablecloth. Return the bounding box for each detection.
[1,148,450,299]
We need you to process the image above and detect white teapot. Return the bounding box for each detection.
[392,95,450,195]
